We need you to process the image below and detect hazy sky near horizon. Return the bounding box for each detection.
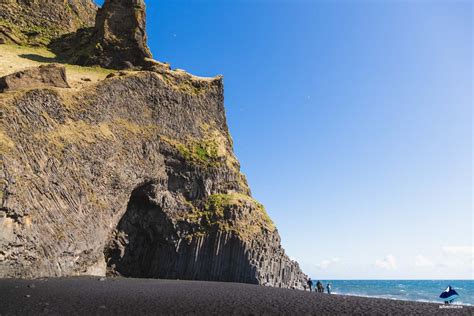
[96,0,472,279]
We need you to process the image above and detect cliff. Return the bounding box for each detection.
[0,1,307,289]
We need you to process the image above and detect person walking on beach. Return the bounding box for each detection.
[326,283,332,294]
[316,281,323,293]
[307,278,313,292]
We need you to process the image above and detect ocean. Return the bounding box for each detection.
[309,280,473,305]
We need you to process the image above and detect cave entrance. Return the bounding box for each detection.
[105,182,179,278]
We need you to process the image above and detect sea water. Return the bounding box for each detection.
[309,280,473,305]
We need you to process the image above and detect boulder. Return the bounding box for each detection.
[0,64,70,92]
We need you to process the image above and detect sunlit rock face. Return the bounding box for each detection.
[0,0,97,45]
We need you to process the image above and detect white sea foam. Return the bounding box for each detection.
[330,293,472,306]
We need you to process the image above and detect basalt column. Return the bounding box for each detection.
[104,181,257,283]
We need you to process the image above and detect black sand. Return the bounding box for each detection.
[0,277,471,315]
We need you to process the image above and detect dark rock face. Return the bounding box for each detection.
[105,181,303,287]
[0,64,70,92]
[0,68,307,288]
[0,0,97,45]
[105,182,257,282]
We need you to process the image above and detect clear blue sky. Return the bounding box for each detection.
[96,0,472,279]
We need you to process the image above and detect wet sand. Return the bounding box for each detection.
[0,277,471,315]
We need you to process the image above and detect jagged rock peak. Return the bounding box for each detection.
[49,0,154,69]
[91,0,152,68]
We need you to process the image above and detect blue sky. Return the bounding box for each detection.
[96,0,472,279]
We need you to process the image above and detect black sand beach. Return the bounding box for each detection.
[0,277,471,315]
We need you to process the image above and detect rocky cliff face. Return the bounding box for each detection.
[0,0,307,289]
[0,0,97,45]
[0,69,306,288]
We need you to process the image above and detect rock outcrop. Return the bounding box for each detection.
[0,0,97,45]
[90,0,152,68]
[0,64,70,92]
[0,0,307,289]
[51,0,153,69]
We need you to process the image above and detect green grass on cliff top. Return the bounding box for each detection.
[0,44,110,88]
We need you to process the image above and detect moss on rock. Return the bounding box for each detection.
[180,193,275,240]
[35,119,115,156]
[0,130,14,154]
[0,0,96,46]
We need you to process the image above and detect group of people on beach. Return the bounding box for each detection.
[306,278,331,294]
